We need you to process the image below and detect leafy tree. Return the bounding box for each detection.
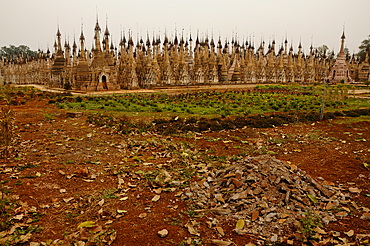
[357,35,370,62]
[316,45,330,57]
[0,45,37,60]
[315,45,337,59]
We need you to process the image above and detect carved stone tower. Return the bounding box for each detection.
[328,31,352,83]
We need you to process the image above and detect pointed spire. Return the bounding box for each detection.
[210,37,215,47]
[341,25,346,39]
[110,37,114,50]
[56,26,61,37]
[94,14,102,52]
[73,35,77,50]
[339,29,346,55]
[80,24,85,41]
[174,34,178,45]
[94,14,101,32]
[128,31,134,46]
[146,33,151,47]
[104,15,110,36]
[123,31,127,44]
[56,26,63,54]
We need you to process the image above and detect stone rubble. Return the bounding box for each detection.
[182,155,368,243]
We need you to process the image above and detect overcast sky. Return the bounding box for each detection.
[1,0,369,54]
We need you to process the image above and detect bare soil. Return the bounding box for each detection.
[1,96,370,245]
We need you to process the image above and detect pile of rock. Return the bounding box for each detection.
[183,155,358,243]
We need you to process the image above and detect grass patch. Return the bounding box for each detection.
[333,115,370,124]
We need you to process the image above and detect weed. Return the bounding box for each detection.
[180,168,195,181]
[164,217,182,226]
[308,133,320,140]
[300,209,323,239]
[1,188,11,194]
[142,170,160,184]
[100,188,118,199]
[31,212,44,222]
[65,211,79,220]
[183,204,199,218]
[268,137,286,144]
[15,224,42,235]
[327,137,338,141]
[165,239,177,245]
[16,163,40,171]
[44,113,55,121]
[179,238,203,246]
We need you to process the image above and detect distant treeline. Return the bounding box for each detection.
[0,45,38,61]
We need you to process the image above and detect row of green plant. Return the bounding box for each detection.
[54,85,368,118]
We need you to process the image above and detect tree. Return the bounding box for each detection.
[316,45,330,58]
[357,35,370,62]
[0,45,37,60]
[315,44,339,59]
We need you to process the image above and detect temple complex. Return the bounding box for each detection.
[1,19,369,91]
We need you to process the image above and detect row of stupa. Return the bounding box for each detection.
[0,18,369,91]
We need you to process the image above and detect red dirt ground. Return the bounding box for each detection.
[1,96,369,245]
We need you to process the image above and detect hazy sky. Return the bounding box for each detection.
[1,0,369,54]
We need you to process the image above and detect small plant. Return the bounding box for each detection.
[183,204,199,218]
[31,212,44,222]
[65,211,79,220]
[268,137,286,145]
[164,216,182,226]
[16,163,40,171]
[100,188,118,199]
[300,209,323,239]
[44,113,55,122]
[179,238,202,246]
